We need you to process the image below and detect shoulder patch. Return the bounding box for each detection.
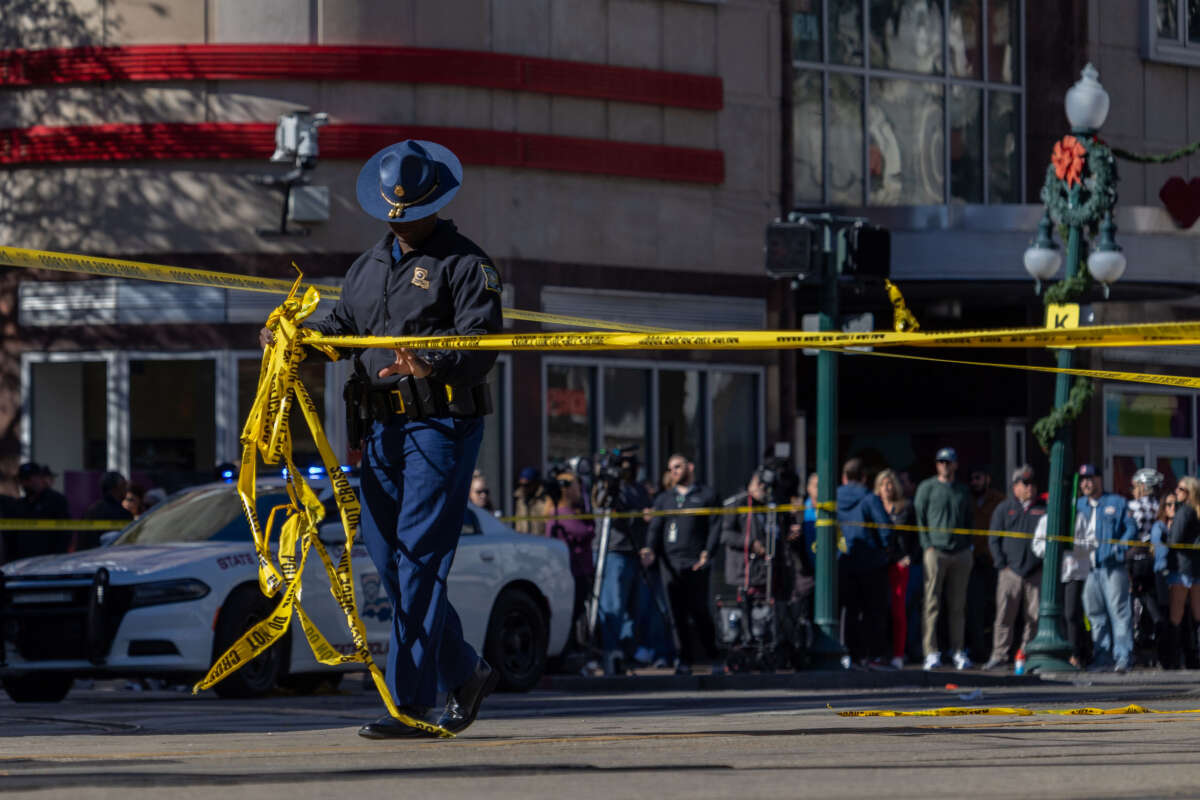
[479,263,502,294]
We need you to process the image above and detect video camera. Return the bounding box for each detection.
[756,455,799,506]
[592,445,639,509]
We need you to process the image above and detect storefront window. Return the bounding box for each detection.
[131,359,216,490]
[1106,392,1194,439]
[791,0,1023,206]
[546,364,595,463]
[869,0,944,75]
[658,370,704,477]
[793,0,823,62]
[475,360,507,510]
[869,78,944,204]
[711,372,759,499]
[603,367,650,458]
[30,360,107,473]
[544,361,761,494]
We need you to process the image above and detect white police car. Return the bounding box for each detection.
[0,476,573,703]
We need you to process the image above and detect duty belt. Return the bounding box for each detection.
[364,376,492,422]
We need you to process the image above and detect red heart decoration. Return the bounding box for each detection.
[1159,176,1200,228]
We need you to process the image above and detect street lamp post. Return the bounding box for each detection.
[1023,64,1126,673]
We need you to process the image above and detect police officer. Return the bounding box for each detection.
[262,140,501,738]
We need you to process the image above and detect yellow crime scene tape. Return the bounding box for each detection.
[0,519,123,530]
[503,504,1200,551]
[303,320,1200,353]
[0,245,669,333]
[7,246,1200,352]
[186,271,453,737]
[836,704,1200,717]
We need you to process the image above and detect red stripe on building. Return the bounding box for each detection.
[0,123,725,184]
[0,45,723,111]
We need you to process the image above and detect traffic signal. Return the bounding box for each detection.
[843,222,890,279]
[764,218,819,281]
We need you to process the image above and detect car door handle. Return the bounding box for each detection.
[480,551,495,562]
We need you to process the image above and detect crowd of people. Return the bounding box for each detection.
[480,446,1200,676]
[0,463,159,564]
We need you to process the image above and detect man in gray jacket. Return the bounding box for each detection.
[983,465,1045,670]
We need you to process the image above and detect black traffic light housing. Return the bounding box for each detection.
[764,214,890,283]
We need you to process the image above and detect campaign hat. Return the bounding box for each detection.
[356,140,462,222]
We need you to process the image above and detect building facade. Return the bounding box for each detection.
[4,0,1200,515]
[1,0,784,512]
[784,0,1200,495]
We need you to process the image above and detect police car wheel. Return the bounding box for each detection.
[2,674,73,703]
[484,588,547,693]
[211,584,288,698]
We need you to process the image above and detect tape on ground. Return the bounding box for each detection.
[836,704,1200,717]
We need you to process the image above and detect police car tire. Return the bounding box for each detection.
[211,583,288,699]
[484,588,547,693]
[2,674,73,703]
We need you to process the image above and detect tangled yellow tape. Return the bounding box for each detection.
[188,273,453,738]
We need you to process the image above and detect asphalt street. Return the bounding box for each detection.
[4,673,1200,798]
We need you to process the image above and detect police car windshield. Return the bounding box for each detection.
[114,486,290,545]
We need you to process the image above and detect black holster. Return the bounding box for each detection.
[343,373,370,447]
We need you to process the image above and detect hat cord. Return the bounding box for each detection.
[380,176,441,219]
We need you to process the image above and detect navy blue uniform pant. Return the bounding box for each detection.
[360,414,483,709]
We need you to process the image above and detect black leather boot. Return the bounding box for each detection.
[437,659,499,734]
[358,706,437,739]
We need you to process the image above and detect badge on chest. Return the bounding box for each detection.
[411,266,430,290]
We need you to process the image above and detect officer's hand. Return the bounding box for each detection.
[378,347,432,379]
[787,522,802,541]
[639,547,655,567]
[259,326,275,349]
[692,550,709,571]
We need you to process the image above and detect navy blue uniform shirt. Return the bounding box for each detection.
[309,219,503,387]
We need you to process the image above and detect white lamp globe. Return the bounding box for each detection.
[1065,64,1110,132]
[1024,245,1063,281]
[1087,248,1127,286]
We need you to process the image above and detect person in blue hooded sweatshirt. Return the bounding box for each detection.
[837,457,894,667]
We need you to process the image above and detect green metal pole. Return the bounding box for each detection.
[810,223,846,666]
[1024,222,1080,673]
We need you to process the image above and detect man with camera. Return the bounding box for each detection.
[640,454,720,675]
[592,448,652,675]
